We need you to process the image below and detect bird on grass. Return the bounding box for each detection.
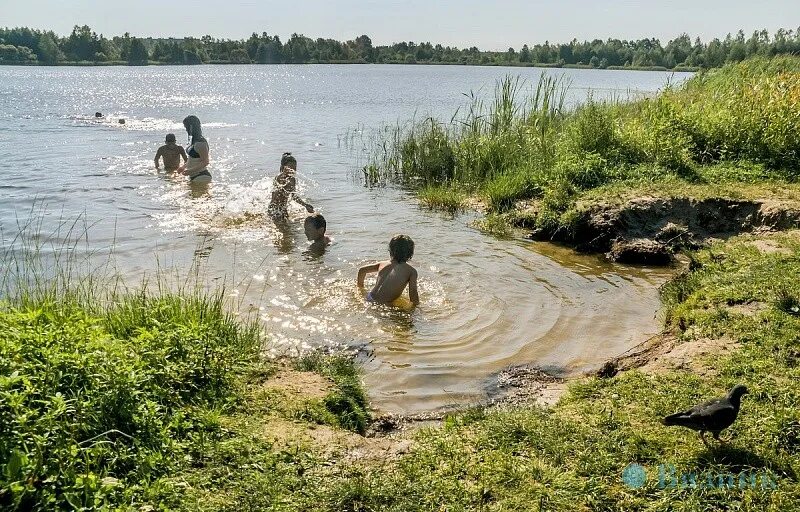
[662,384,749,445]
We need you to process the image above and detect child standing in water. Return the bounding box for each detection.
[154,133,187,172]
[268,153,314,220]
[357,234,419,305]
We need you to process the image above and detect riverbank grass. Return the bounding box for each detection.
[0,282,368,510]
[368,56,800,234]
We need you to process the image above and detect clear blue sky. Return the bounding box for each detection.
[1,0,798,50]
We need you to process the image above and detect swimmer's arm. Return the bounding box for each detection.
[357,263,380,288]
[154,147,162,170]
[287,175,314,212]
[179,146,188,163]
[292,195,314,213]
[408,268,419,305]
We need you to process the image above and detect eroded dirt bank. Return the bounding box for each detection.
[526,196,800,264]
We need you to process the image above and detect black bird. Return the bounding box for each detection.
[662,384,749,444]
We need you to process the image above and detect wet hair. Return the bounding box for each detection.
[281,152,297,169]
[389,234,414,263]
[304,213,326,232]
[183,115,203,142]
[165,133,176,143]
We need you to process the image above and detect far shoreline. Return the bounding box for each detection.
[0,60,700,73]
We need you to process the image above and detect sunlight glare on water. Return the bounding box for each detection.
[0,64,690,414]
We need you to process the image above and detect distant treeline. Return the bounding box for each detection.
[2,25,800,70]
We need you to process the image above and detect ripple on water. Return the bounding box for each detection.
[1,64,685,415]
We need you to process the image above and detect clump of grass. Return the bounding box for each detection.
[775,286,800,316]
[293,352,370,434]
[473,213,514,238]
[0,287,261,510]
[417,184,469,213]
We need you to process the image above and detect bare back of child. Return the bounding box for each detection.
[357,234,419,305]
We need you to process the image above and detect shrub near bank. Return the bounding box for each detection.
[0,291,260,509]
[0,284,369,510]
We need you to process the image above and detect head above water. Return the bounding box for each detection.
[389,234,414,263]
[281,152,297,171]
[165,133,176,144]
[183,115,202,141]
[304,213,327,241]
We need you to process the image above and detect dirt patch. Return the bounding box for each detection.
[489,333,741,409]
[596,333,740,378]
[726,301,768,316]
[262,369,331,401]
[748,239,792,255]
[488,365,567,408]
[257,417,413,463]
[527,197,800,264]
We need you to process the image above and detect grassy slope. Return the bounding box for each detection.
[0,287,368,511]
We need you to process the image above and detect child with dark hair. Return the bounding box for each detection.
[357,234,419,305]
[154,133,187,172]
[304,213,331,251]
[268,152,314,221]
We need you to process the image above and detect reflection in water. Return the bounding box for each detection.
[271,219,297,254]
[0,65,687,414]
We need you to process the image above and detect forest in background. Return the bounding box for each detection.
[1,25,800,70]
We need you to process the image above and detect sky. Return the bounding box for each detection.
[1,0,798,51]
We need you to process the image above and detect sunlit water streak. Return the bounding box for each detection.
[0,65,690,414]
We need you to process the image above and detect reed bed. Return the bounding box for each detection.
[365,56,800,231]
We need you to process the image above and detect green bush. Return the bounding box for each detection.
[0,292,259,510]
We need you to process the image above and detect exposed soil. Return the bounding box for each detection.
[262,368,331,401]
[254,366,416,462]
[594,333,741,378]
[527,197,800,264]
[487,365,567,408]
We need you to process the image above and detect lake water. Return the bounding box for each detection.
[0,64,691,414]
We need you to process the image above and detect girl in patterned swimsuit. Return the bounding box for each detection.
[267,153,314,220]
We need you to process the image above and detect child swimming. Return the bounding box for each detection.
[267,153,314,220]
[304,213,331,248]
[357,234,419,305]
[154,133,187,172]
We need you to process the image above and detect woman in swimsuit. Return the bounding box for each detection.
[267,153,314,220]
[178,115,211,185]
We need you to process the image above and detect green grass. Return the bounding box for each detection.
[417,185,469,213]
[367,56,800,231]
[0,288,262,510]
[0,220,370,511]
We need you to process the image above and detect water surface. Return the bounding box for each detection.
[0,64,689,413]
